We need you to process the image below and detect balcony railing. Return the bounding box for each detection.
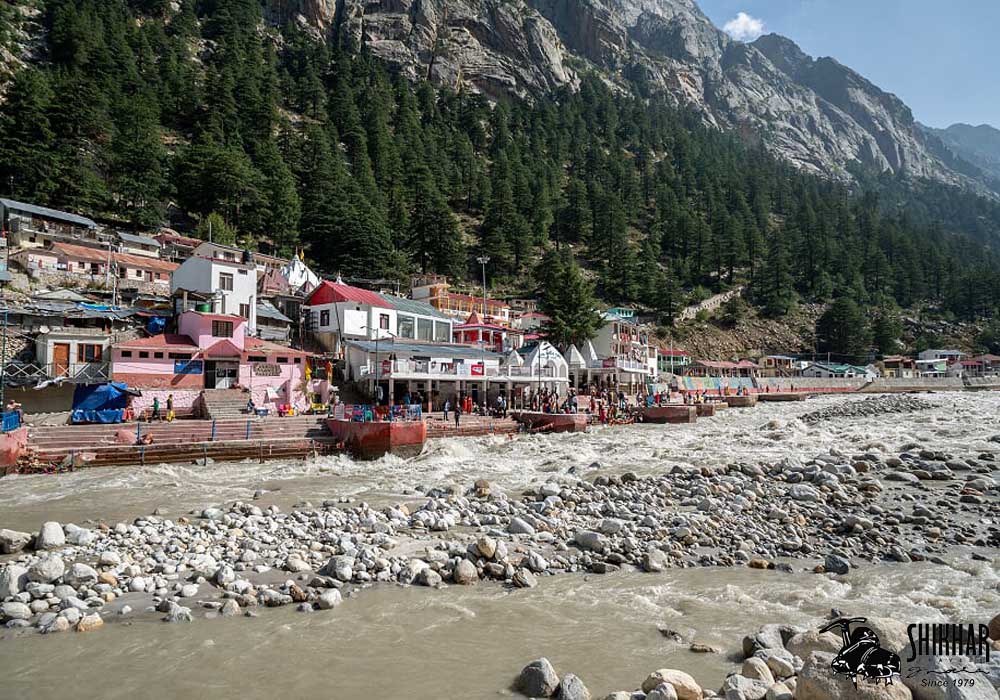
[0,361,110,385]
[360,361,558,380]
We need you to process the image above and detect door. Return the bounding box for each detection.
[214,362,238,389]
[53,343,70,376]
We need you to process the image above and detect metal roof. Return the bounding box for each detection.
[0,198,97,228]
[347,340,499,359]
[118,231,160,247]
[256,300,292,324]
[382,294,450,320]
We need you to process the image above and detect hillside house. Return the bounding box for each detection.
[10,242,177,290]
[171,242,258,334]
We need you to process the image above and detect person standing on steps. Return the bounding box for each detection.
[151,396,160,422]
[454,400,462,428]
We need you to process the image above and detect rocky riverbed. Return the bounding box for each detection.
[1,393,998,699]
[801,396,935,425]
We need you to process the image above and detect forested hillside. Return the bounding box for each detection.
[2,0,1000,324]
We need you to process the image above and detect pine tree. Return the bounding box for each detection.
[816,296,872,362]
[407,166,465,277]
[0,70,58,201]
[539,251,602,347]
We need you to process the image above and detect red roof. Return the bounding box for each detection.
[659,349,689,356]
[972,354,1000,362]
[306,280,385,307]
[454,310,508,331]
[519,311,550,320]
[959,359,984,367]
[114,334,197,350]
[50,242,179,274]
[155,231,202,248]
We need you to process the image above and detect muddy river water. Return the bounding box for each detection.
[1,393,998,699]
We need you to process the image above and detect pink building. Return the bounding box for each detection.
[111,310,310,414]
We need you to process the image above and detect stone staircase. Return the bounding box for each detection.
[200,388,251,419]
[425,414,519,438]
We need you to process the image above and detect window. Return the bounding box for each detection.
[397,315,415,339]
[239,303,250,319]
[276,356,288,364]
[154,352,164,359]
[433,321,450,342]
[293,357,301,364]
[119,267,127,279]
[238,269,248,275]
[89,262,99,274]
[134,269,142,278]
[417,318,433,341]
[76,344,103,362]
[139,351,149,359]
[121,351,132,358]
[379,313,390,330]
[220,272,234,291]
[320,310,330,327]
[247,355,267,363]
[168,352,192,360]
[212,320,234,338]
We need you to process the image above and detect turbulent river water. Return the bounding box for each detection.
[2,392,999,699]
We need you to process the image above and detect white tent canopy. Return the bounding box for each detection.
[283,255,320,291]
[563,344,586,369]
[581,340,602,368]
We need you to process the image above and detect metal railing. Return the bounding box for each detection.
[361,361,558,379]
[0,361,110,384]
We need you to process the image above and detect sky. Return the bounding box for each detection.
[695,0,998,129]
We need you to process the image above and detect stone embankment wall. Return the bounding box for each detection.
[756,377,867,392]
[862,377,965,393]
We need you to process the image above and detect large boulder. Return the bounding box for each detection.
[453,559,479,585]
[902,654,999,700]
[28,555,65,583]
[0,528,32,554]
[36,522,65,550]
[2,601,32,621]
[797,651,912,700]
[0,564,29,599]
[721,674,769,700]
[65,563,98,588]
[786,631,842,659]
[558,674,592,700]
[517,658,560,697]
[863,618,911,655]
[642,669,703,700]
[989,614,1000,642]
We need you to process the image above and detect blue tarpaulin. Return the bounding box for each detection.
[71,382,138,424]
[146,316,166,335]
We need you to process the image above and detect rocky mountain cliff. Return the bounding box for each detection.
[269,0,991,192]
[921,122,1000,184]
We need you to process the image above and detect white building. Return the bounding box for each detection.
[917,349,966,363]
[590,311,657,388]
[34,327,111,381]
[305,279,454,356]
[117,232,161,258]
[171,242,258,334]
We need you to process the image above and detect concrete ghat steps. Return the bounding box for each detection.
[200,389,252,420]
[26,417,329,452]
[426,416,519,438]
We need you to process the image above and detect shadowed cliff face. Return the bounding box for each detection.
[268,0,989,191]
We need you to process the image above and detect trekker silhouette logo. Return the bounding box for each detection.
[820,617,901,687]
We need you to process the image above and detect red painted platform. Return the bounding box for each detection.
[695,403,717,417]
[639,406,697,424]
[326,419,427,460]
[510,412,588,434]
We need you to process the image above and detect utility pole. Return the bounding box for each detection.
[476,255,490,404]
[476,255,490,317]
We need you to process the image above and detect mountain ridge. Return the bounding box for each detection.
[272,0,993,194]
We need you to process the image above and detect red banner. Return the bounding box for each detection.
[471,363,485,376]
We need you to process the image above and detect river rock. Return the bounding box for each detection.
[797,652,912,700]
[643,549,668,573]
[517,658,560,697]
[786,631,842,659]
[2,601,32,621]
[163,602,192,623]
[63,524,94,546]
[824,554,850,575]
[65,563,98,588]
[28,555,65,583]
[558,673,592,700]
[0,564,29,598]
[453,559,478,585]
[76,613,104,632]
[648,684,679,700]
[0,528,32,554]
[512,568,537,588]
[789,485,820,502]
[742,658,775,685]
[36,522,65,550]
[40,615,70,634]
[863,618,911,655]
[220,599,241,617]
[98,551,121,567]
[180,584,199,598]
[317,589,343,610]
[642,669,703,700]
[766,683,793,700]
[509,517,536,536]
[989,614,1000,641]
[321,555,354,582]
[417,568,442,587]
[722,674,769,700]
[574,530,607,553]
[129,576,147,592]
[902,654,999,700]
[476,536,497,559]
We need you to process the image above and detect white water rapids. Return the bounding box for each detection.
[1,392,998,699]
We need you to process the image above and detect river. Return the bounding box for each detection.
[1,392,998,699]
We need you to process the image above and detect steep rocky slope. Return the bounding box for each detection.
[921,122,1000,183]
[269,0,991,193]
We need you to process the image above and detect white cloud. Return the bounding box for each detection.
[723,12,766,42]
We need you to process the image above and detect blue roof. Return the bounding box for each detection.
[118,231,160,246]
[0,198,97,229]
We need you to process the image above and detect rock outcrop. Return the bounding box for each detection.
[266,0,991,192]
